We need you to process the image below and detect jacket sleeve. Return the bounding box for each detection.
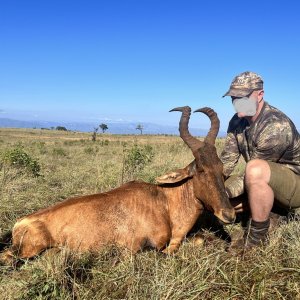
[220,131,241,178]
[224,174,245,198]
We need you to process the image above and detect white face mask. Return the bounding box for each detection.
[232,96,258,116]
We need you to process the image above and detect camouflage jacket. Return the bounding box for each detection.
[220,102,300,198]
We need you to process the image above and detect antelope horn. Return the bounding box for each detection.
[194,107,220,145]
[170,106,204,151]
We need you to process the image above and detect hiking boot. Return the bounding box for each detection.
[227,218,270,255]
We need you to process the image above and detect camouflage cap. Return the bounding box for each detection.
[222,71,264,98]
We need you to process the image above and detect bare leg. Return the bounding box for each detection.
[245,159,273,222]
[228,160,273,254]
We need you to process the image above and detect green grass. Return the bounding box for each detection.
[0,128,300,299]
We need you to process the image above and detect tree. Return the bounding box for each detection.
[56,126,67,131]
[136,124,143,135]
[92,127,99,142]
[99,123,108,133]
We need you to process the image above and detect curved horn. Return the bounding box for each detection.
[194,107,220,145]
[170,106,203,151]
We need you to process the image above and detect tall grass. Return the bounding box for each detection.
[0,128,300,299]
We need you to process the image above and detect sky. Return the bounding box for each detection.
[1,0,300,131]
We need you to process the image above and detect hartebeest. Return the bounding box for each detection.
[0,107,235,263]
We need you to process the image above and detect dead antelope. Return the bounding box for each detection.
[0,106,235,263]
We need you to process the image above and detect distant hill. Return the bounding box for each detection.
[0,117,226,137]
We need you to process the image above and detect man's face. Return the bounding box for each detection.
[231,90,263,118]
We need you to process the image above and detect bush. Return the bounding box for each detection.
[56,126,68,131]
[122,144,154,180]
[1,146,41,177]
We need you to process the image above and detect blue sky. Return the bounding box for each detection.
[1,0,300,131]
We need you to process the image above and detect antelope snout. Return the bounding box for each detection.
[215,209,236,224]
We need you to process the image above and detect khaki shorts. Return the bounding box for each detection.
[225,162,300,210]
[268,162,300,209]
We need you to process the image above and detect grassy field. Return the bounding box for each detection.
[0,128,300,300]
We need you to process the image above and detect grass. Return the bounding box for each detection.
[0,128,300,299]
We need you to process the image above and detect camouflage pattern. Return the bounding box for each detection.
[221,102,300,198]
[224,174,245,198]
[223,71,264,98]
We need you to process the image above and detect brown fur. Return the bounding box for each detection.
[4,180,203,260]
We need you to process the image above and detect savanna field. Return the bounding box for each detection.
[0,128,300,300]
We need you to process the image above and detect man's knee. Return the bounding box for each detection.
[245,159,271,185]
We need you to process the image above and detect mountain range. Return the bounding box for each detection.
[0,117,227,137]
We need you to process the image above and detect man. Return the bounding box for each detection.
[221,71,300,251]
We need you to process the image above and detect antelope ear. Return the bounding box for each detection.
[156,161,196,184]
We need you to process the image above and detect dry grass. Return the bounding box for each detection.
[0,128,300,299]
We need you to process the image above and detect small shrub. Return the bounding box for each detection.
[122,144,154,181]
[1,146,41,177]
